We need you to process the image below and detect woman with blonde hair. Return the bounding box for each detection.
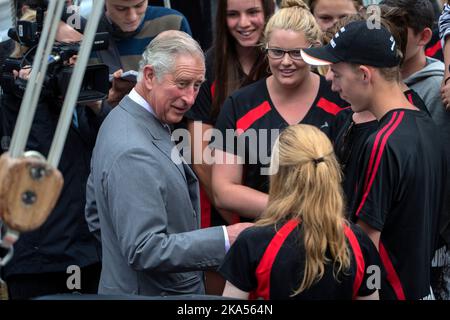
[219,124,380,300]
[212,0,348,220]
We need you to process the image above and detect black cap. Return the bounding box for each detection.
[301,20,401,68]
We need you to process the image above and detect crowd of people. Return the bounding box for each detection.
[0,0,449,301]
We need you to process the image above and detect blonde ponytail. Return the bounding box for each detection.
[257,124,351,295]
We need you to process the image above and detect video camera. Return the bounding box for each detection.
[0,1,110,104]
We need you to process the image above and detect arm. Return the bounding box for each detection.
[356,291,379,300]
[444,37,450,80]
[441,39,450,108]
[187,120,236,224]
[212,149,268,219]
[357,219,381,251]
[222,281,249,299]
[353,223,382,300]
[187,120,214,200]
[107,70,135,107]
[107,148,226,272]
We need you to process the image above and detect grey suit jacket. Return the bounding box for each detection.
[88,96,226,296]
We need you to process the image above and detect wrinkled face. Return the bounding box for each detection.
[149,55,205,125]
[313,0,358,31]
[105,0,148,32]
[267,29,311,89]
[326,62,367,112]
[226,0,265,48]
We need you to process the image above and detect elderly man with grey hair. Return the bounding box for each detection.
[85,30,252,297]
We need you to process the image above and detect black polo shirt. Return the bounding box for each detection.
[218,221,381,299]
[334,89,429,215]
[351,108,446,300]
[213,76,349,196]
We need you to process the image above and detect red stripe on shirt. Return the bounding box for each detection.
[362,112,399,192]
[200,186,211,228]
[344,225,365,299]
[316,98,344,115]
[407,93,413,104]
[356,112,404,217]
[236,101,271,134]
[425,40,442,58]
[250,219,300,300]
[380,242,406,300]
[210,81,216,98]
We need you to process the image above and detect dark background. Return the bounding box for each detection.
[148,0,216,51]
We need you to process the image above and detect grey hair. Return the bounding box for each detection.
[137,30,205,82]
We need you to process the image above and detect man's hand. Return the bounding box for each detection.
[225,222,253,246]
[107,69,136,107]
[13,66,32,80]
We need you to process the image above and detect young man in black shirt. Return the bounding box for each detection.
[302,20,447,300]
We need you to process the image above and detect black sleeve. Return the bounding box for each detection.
[76,102,111,148]
[211,96,239,156]
[218,228,259,292]
[185,78,214,124]
[330,108,352,144]
[351,224,383,297]
[351,140,397,231]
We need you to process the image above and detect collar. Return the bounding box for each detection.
[127,89,171,133]
[128,88,154,115]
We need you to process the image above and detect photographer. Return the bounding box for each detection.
[0,8,104,300]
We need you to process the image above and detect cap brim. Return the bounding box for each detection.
[301,45,340,66]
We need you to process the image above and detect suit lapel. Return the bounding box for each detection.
[119,95,201,194]
[182,161,200,215]
[120,96,188,182]
[152,139,187,183]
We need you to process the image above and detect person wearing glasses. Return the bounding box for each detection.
[211,0,348,222]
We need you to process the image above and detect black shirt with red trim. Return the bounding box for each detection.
[334,90,429,215]
[351,108,447,300]
[213,76,349,196]
[218,221,381,299]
